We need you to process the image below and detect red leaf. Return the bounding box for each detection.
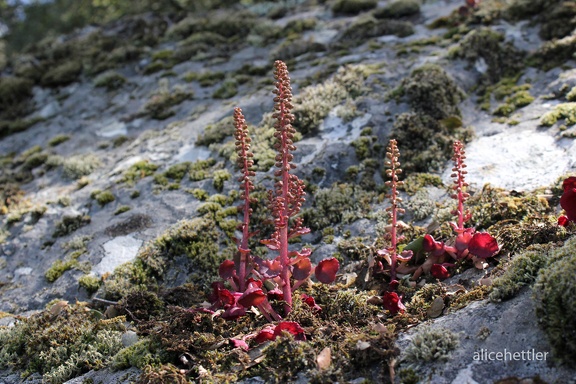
[558,215,569,227]
[382,291,405,314]
[255,326,275,343]
[560,181,576,223]
[397,250,413,262]
[222,305,246,320]
[468,232,499,259]
[315,258,339,284]
[219,259,235,280]
[267,288,284,301]
[238,286,266,308]
[562,176,576,192]
[273,321,306,341]
[292,258,312,281]
[301,294,322,312]
[455,229,474,253]
[260,238,280,250]
[430,264,450,279]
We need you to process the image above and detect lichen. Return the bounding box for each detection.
[62,154,101,180]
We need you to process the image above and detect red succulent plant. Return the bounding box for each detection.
[558,176,576,226]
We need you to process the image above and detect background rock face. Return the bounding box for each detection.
[1,0,576,382]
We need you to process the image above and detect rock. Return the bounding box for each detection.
[121,331,139,347]
[93,236,143,277]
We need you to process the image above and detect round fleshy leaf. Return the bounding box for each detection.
[430,264,450,279]
[468,232,499,259]
[558,215,569,227]
[238,286,266,308]
[273,321,306,341]
[255,326,275,343]
[560,185,576,223]
[315,257,339,284]
[219,259,235,280]
[292,257,312,281]
[382,291,405,314]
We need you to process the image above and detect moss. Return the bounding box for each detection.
[293,64,368,136]
[48,135,71,147]
[531,34,576,70]
[213,169,231,192]
[114,206,131,215]
[196,116,235,146]
[302,183,375,230]
[403,327,459,363]
[533,237,576,363]
[78,274,101,294]
[489,245,551,302]
[94,71,127,91]
[163,162,191,182]
[401,173,444,195]
[332,0,377,15]
[492,90,535,117]
[567,86,576,102]
[270,38,327,61]
[539,2,576,40]
[122,160,159,185]
[91,190,115,206]
[53,214,91,238]
[450,28,524,83]
[540,103,576,126]
[340,15,414,43]
[197,71,226,87]
[0,117,43,139]
[0,302,124,383]
[144,83,192,120]
[0,76,33,119]
[374,0,420,19]
[189,158,216,180]
[62,154,101,179]
[41,60,83,87]
[212,80,238,99]
[351,136,374,161]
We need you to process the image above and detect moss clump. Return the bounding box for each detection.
[492,90,535,117]
[533,237,576,363]
[531,34,576,70]
[539,2,576,40]
[374,0,420,19]
[45,259,78,282]
[78,274,101,294]
[213,169,231,192]
[48,134,71,147]
[114,206,131,215]
[188,188,209,200]
[196,71,226,87]
[401,173,444,195]
[302,183,375,230]
[332,0,377,15]
[340,15,414,43]
[489,245,551,302]
[94,71,127,91]
[403,327,459,363]
[41,60,83,87]
[0,117,43,139]
[0,76,33,119]
[122,160,159,185]
[212,80,238,99]
[144,83,192,120]
[293,64,368,136]
[91,190,115,206]
[401,63,465,120]
[112,338,161,370]
[540,103,576,127]
[0,302,124,384]
[189,158,216,181]
[62,154,101,179]
[196,116,235,146]
[450,28,524,84]
[52,214,91,238]
[478,76,533,112]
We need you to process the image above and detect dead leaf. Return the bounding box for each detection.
[316,347,331,370]
[427,296,444,318]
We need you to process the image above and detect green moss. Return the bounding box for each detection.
[493,90,534,116]
[41,60,83,87]
[196,116,235,146]
[0,76,33,119]
[340,15,414,43]
[163,162,192,182]
[401,173,444,195]
[540,103,576,126]
[48,134,71,147]
[533,236,576,363]
[403,327,459,363]
[539,2,576,40]
[78,274,101,294]
[489,245,551,302]
[212,80,238,99]
[213,169,231,192]
[293,64,368,135]
[0,117,43,139]
[62,154,101,179]
[188,188,209,200]
[94,71,127,91]
[0,302,124,383]
[531,34,576,70]
[567,86,576,102]
[374,0,420,18]
[144,83,193,120]
[45,259,78,282]
[52,214,91,238]
[197,71,226,87]
[91,190,115,206]
[450,28,524,83]
[122,160,159,185]
[114,206,131,215]
[332,0,377,15]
